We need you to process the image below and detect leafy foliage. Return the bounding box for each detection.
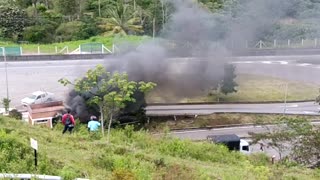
[220,64,238,95]
[59,65,156,142]
[0,6,28,40]
[0,129,56,174]
[55,21,86,41]
[99,1,143,36]
[54,0,78,16]
[250,117,320,168]
[1,98,11,113]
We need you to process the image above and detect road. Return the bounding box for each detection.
[167,121,320,140]
[146,102,320,115]
[1,55,320,108]
[164,121,320,158]
[0,60,102,105]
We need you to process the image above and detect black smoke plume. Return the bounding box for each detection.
[67,0,318,121]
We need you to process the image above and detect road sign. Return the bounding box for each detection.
[30,138,38,151]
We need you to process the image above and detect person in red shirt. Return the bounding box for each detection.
[61,109,75,134]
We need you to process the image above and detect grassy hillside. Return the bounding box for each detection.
[0,116,319,179]
[0,35,149,54]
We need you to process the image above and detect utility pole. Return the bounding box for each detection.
[283,83,288,115]
[1,47,9,100]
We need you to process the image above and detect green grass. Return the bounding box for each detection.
[147,74,319,103]
[0,116,319,179]
[223,74,318,102]
[0,35,149,54]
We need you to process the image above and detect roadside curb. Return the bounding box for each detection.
[147,100,315,106]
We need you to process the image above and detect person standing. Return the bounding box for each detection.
[62,109,75,134]
[88,115,101,132]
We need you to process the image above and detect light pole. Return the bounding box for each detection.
[283,83,288,115]
[1,47,9,100]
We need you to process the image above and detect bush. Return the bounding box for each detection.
[112,169,136,180]
[0,129,58,174]
[55,21,85,41]
[59,165,79,180]
[55,19,101,42]
[0,129,34,172]
[248,153,270,166]
[153,164,198,180]
[9,109,22,120]
[1,98,10,113]
[23,25,55,43]
[93,154,115,171]
[158,138,246,164]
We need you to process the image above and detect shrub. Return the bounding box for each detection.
[124,125,134,140]
[112,169,136,180]
[23,25,55,43]
[153,158,166,168]
[159,138,189,158]
[9,109,22,120]
[158,138,246,164]
[92,154,115,171]
[55,21,85,41]
[59,165,78,180]
[153,164,197,180]
[0,129,33,172]
[1,98,10,113]
[248,153,270,166]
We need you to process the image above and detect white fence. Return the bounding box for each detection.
[7,38,320,56]
[227,38,320,49]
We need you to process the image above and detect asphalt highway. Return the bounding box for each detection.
[164,121,320,158]
[166,121,320,140]
[146,102,320,115]
[1,55,320,110]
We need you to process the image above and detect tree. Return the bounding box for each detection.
[220,64,237,95]
[0,6,28,40]
[250,117,320,168]
[98,0,143,36]
[55,0,78,17]
[59,65,156,142]
[1,98,11,114]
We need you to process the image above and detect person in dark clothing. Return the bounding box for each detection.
[61,109,75,134]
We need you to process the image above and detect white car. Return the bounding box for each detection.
[21,91,55,105]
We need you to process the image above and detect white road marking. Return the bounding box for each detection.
[296,63,312,66]
[262,61,272,64]
[232,61,254,64]
[279,104,298,108]
[279,61,289,64]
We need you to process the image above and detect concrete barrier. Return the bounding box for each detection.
[0,54,111,61]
